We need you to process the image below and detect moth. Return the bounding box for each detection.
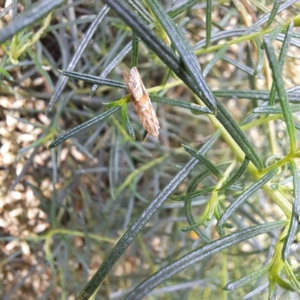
[123,67,160,140]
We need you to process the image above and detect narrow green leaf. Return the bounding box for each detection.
[270,25,285,43]
[121,105,136,140]
[59,70,127,89]
[187,169,213,193]
[216,106,262,170]
[265,0,281,29]
[224,263,271,290]
[181,220,208,232]
[90,42,132,96]
[253,37,264,75]
[223,56,258,77]
[218,158,249,192]
[244,0,295,34]
[150,95,212,114]
[205,0,212,48]
[268,22,294,106]
[47,5,110,112]
[0,67,13,80]
[125,0,153,24]
[182,182,224,234]
[181,187,213,241]
[275,275,297,291]
[264,37,297,152]
[252,104,300,114]
[124,221,287,300]
[241,282,270,300]
[203,44,228,77]
[0,0,64,44]
[183,144,223,178]
[215,203,234,229]
[27,48,54,89]
[49,106,121,148]
[217,167,279,235]
[168,0,199,19]
[171,186,214,201]
[260,24,284,51]
[75,132,220,300]
[131,31,139,67]
[283,263,300,290]
[148,0,217,112]
[283,160,300,260]
[213,89,300,103]
[186,162,230,193]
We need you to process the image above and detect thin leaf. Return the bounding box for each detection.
[268,21,294,106]
[183,144,223,178]
[283,160,300,260]
[59,70,127,89]
[223,56,259,77]
[150,95,212,114]
[218,158,249,192]
[241,282,269,300]
[224,263,271,290]
[0,67,13,80]
[213,89,300,104]
[265,0,281,29]
[194,25,300,51]
[121,105,136,140]
[274,274,298,291]
[148,0,217,112]
[75,132,220,300]
[171,186,215,201]
[283,263,300,290]
[215,203,234,229]
[28,48,54,90]
[131,31,139,67]
[46,5,110,112]
[267,24,284,43]
[186,162,230,193]
[252,104,300,114]
[181,187,213,241]
[217,167,279,235]
[49,106,121,148]
[125,0,153,24]
[168,0,199,19]
[205,0,212,48]
[90,42,132,96]
[181,187,229,234]
[244,0,296,34]
[203,44,228,78]
[0,0,64,44]
[253,37,264,75]
[124,221,287,300]
[264,37,297,152]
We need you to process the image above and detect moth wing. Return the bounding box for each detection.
[123,70,130,87]
[124,67,160,139]
[127,67,144,100]
[135,71,160,139]
[138,94,160,139]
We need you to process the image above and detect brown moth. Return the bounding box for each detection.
[123,67,160,140]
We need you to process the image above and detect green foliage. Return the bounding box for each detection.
[2,0,300,299]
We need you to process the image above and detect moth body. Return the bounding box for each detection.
[123,67,160,139]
